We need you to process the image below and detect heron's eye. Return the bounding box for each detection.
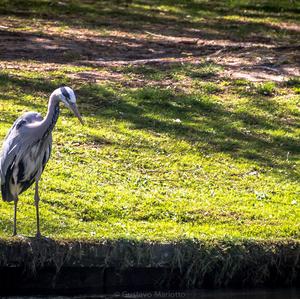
[61,87,71,100]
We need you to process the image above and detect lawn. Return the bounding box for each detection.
[0,0,299,242]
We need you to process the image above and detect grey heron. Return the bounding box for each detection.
[0,86,84,237]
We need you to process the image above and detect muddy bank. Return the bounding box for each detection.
[0,238,299,295]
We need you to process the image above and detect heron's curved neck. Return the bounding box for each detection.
[41,95,60,139]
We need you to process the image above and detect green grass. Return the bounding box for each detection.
[0,0,299,242]
[0,66,299,241]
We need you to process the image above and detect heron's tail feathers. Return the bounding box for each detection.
[1,183,15,202]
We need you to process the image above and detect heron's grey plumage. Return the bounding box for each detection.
[0,87,83,236]
[0,112,51,202]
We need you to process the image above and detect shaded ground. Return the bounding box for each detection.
[0,0,299,81]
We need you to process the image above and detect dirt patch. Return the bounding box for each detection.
[0,8,299,83]
[214,45,300,82]
[0,18,299,82]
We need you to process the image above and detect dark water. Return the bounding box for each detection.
[7,289,300,299]
[117,289,300,299]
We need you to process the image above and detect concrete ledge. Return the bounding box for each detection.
[0,238,299,295]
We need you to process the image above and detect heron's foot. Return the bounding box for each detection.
[34,234,51,242]
[35,232,41,238]
[12,234,27,240]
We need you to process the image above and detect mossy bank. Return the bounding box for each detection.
[0,238,299,295]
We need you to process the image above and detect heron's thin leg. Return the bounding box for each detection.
[35,180,41,238]
[13,197,18,236]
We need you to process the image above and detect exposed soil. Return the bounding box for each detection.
[0,15,299,83]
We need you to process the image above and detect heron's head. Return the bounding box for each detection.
[55,86,84,125]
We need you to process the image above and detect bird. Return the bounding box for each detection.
[0,86,84,237]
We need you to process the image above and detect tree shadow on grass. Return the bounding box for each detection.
[1,0,299,27]
[0,72,70,128]
[0,73,58,95]
[0,0,299,65]
[78,83,300,181]
[0,68,299,182]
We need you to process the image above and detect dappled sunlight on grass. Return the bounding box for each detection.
[0,64,299,240]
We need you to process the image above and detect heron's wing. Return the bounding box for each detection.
[0,112,43,184]
[5,112,43,138]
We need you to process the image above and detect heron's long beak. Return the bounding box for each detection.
[69,103,84,125]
